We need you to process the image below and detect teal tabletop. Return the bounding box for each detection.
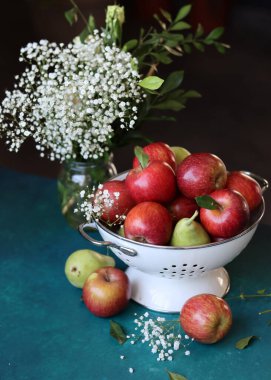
[1,166,271,380]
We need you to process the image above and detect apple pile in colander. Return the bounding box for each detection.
[97,142,262,246]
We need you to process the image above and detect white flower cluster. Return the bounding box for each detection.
[79,184,125,225]
[0,31,143,161]
[127,312,193,361]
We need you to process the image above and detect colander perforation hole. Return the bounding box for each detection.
[193,264,198,267]
[183,264,187,266]
[163,268,169,271]
[181,269,186,272]
[171,265,176,267]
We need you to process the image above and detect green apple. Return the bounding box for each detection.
[170,146,191,165]
[65,249,115,288]
[171,211,210,247]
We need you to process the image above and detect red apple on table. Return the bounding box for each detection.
[226,171,262,212]
[180,294,232,344]
[168,195,198,224]
[83,267,131,317]
[198,189,250,238]
[124,201,173,245]
[126,147,177,204]
[133,141,176,171]
[94,180,135,224]
[177,152,227,198]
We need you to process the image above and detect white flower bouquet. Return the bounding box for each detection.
[0,2,228,163]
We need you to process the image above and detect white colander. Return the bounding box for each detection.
[79,171,268,313]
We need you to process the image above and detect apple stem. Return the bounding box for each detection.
[185,210,199,225]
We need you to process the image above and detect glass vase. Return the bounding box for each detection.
[57,155,117,229]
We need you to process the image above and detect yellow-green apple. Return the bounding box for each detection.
[168,195,198,224]
[95,180,135,224]
[226,171,262,212]
[171,211,210,247]
[133,142,176,171]
[83,267,131,317]
[180,294,232,344]
[126,158,176,204]
[198,189,250,238]
[177,153,227,198]
[170,146,190,166]
[65,249,115,288]
[124,201,173,245]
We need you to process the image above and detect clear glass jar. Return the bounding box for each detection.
[57,155,117,229]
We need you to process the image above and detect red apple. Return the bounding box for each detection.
[126,160,177,204]
[124,201,173,245]
[199,189,250,238]
[82,267,131,317]
[226,171,262,212]
[177,153,227,198]
[180,294,232,344]
[94,180,135,224]
[168,195,199,224]
[133,142,176,171]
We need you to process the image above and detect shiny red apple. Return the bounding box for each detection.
[95,180,135,224]
[177,152,227,198]
[199,189,250,238]
[82,267,131,317]
[133,141,176,171]
[168,195,199,224]
[226,171,262,212]
[180,294,232,344]
[126,160,177,204]
[124,201,173,245]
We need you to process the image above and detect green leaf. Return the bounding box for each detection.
[139,76,164,90]
[206,27,224,41]
[175,4,192,22]
[257,289,266,295]
[195,195,222,210]
[183,90,202,99]
[87,15,95,33]
[193,41,205,52]
[160,8,172,23]
[196,23,204,37]
[215,43,226,54]
[110,320,127,345]
[171,21,191,31]
[134,146,149,168]
[151,52,173,65]
[65,7,78,26]
[152,99,186,111]
[80,27,90,43]
[123,39,138,52]
[235,336,257,350]
[167,370,188,380]
[183,44,192,54]
[160,70,184,95]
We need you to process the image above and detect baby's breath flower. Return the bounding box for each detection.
[0,33,143,162]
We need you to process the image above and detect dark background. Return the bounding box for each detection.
[0,0,270,222]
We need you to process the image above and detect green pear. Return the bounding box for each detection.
[171,211,210,247]
[117,225,125,237]
[65,249,115,288]
[170,146,191,165]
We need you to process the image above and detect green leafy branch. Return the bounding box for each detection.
[226,289,271,316]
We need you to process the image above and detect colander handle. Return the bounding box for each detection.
[78,223,138,257]
[242,171,269,193]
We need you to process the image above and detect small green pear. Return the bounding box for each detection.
[117,225,125,237]
[65,249,115,288]
[170,146,191,165]
[171,211,210,247]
